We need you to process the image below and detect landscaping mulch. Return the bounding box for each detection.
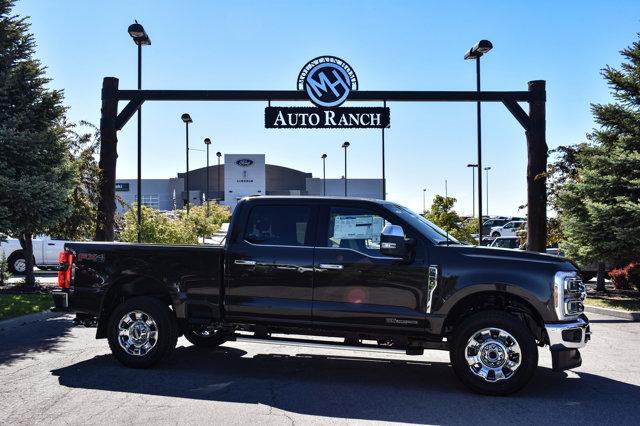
[585,288,640,312]
[0,281,56,295]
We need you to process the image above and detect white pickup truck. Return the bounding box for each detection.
[490,220,526,238]
[0,235,68,274]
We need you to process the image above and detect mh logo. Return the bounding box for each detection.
[298,56,358,108]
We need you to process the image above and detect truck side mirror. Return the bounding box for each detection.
[380,225,408,258]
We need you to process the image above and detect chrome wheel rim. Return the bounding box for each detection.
[117,310,158,356]
[14,258,26,273]
[465,327,521,382]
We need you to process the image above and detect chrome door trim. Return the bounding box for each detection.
[318,264,344,270]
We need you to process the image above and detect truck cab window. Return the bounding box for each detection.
[326,207,390,256]
[244,205,311,246]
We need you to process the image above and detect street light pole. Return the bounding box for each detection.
[382,100,387,200]
[342,142,350,196]
[321,154,327,196]
[484,166,492,216]
[127,20,150,243]
[216,152,222,201]
[181,113,193,213]
[422,188,427,214]
[204,138,211,216]
[467,163,478,217]
[465,39,493,241]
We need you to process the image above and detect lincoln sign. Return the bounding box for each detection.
[265,56,390,129]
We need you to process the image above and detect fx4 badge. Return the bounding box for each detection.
[77,253,105,263]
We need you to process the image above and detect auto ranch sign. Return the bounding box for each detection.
[265,56,390,129]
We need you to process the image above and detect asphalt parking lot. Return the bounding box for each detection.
[1,312,638,425]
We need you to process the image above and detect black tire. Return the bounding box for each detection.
[7,251,26,275]
[184,325,227,348]
[450,310,538,396]
[107,296,178,368]
[491,231,501,238]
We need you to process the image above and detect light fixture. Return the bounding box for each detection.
[464,40,492,60]
[127,20,151,46]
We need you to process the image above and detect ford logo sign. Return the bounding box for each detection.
[236,159,254,167]
[298,56,358,108]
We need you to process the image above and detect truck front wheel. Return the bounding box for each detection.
[450,311,538,395]
[107,296,178,368]
[184,325,227,348]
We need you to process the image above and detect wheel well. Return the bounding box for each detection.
[96,276,173,339]
[443,291,545,343]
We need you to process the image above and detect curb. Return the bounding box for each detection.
[0,310,65,332]
[584,305,640,321]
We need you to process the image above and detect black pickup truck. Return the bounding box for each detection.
[53,196,590,395]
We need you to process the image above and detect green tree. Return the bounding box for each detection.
[119,204,197,244]
[557,34,640,290]
[0,0,75,284]
[179,203,231,242]
[424,195,476,244]
[49,121,101,240]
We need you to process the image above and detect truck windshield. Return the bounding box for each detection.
[384,203,461,245]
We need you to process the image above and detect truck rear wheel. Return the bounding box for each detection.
[184,325,227,347]
[107,296,178,368]
[450,311,538,395]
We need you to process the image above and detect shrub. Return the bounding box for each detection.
[609,266,630,290]
[0,252,11,285]
[608,262,640,291]
[118,203,231,244]
[626,262,640,292]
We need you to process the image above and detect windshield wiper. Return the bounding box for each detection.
[436,240,461,245]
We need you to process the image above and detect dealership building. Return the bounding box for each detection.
[115,154,383,213]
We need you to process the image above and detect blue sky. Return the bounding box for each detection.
[14,0,639,214]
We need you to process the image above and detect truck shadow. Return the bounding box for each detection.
[51,343,639,424]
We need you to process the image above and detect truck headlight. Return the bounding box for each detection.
[554,271,587,320]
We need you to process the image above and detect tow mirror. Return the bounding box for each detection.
[380,225,408,258]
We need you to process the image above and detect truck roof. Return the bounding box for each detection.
[240,195,388,204]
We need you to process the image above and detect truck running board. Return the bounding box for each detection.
[227,333,447,355]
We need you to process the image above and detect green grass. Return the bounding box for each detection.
[584,297,640,312]
[0,294,52,321]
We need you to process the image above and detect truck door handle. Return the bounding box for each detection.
[48,243,55,246]
[319,264,343,270]
[234,260,256,266]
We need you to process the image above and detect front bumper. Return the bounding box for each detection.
[545,316,590,350]
[545,316,590,372]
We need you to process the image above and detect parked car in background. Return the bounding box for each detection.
[490,221,526,238]
[507,216,526,222]
[481,218,509,235]
[0,235,68,274]
[479,237,495,246]
[490,236,521,249]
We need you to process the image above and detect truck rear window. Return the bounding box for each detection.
[244,205,311,246]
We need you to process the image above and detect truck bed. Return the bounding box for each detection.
[65,241,225,327]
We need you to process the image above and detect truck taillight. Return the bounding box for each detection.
[58,250,74,289]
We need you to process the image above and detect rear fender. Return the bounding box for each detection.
[95,275,175,339]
